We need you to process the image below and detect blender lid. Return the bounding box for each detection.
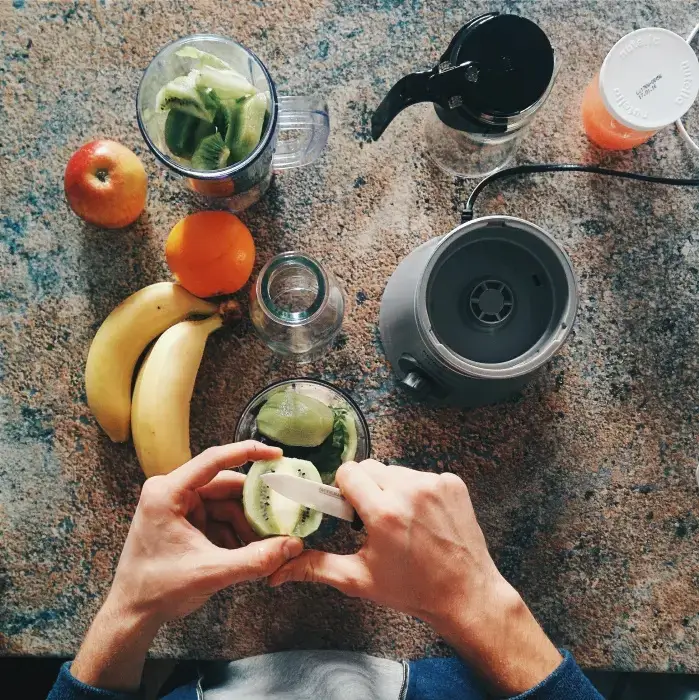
[445,13,555,122]
[599,27,699,131]
[370,13,554,139]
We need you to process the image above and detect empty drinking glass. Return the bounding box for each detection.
[250,252,344,363]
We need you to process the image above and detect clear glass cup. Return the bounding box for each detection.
[250,252,344,363]
[136,35,330,212]
[234,378,371,481]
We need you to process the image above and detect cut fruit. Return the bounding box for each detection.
[196,65,257,101]
[243,457,323,538]
[155,71,219,122]
[164,111,214,158]
[257,390,334,447]
[229,92,268,163]
[340,412,358,462]
[175,46,235,72]
[214,99,239,150]
[191,132,230,170]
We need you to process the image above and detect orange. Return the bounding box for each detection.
[165,211,255,297]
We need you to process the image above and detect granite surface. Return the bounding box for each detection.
[2,0,699,673]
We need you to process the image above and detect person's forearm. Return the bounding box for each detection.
[70,594,161,693]
[429,578,563,697]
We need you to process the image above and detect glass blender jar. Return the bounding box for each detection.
[137,35,330,211]
[249,252,345,363]
[371,14,558,178]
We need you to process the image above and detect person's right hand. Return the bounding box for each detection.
[269,460,562,696]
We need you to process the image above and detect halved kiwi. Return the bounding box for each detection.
[243,457,323,538]
[257,390,334,447]
[229,92,268,163]
[164,111,215,158]
[155,72,219,123]
[191,132,230,170]
[196,65,257,101]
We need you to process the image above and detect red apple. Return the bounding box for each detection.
[64,140,148,229]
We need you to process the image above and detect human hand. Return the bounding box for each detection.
[269,460,561,695]
[71,442,303,691]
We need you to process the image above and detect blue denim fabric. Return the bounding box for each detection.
[406,657,486,699]
[48,649,603,700]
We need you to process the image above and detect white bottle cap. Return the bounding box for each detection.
[599,27,699,131]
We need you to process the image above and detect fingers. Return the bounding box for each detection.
[209,537,304,587]
[205,500,261,544]
[170,442,282,492]
[268,550,369,597]
[335,462,385,523]
[197,470,246,500]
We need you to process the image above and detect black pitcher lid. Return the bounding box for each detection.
[446,13,554,121]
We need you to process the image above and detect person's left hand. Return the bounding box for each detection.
[71,442,304,692]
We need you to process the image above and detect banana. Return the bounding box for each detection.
[85,282,217,442]
[131,314,223,477]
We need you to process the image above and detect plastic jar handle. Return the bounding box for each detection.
[272,96,330,170]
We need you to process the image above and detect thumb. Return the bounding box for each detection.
[268,550,369,597]
[210,536,304,587]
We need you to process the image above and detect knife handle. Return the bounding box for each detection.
[351,513,364,531]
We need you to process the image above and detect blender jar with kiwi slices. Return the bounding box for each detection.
[137,35,329,212]
[235,379,371,484]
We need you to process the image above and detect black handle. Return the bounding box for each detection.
[351,512,364,531]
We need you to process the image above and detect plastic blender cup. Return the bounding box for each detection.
[582,28,699,150]
[137,35,330,211]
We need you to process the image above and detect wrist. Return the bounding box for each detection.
[71,593,161,692]
[429,577,562,696]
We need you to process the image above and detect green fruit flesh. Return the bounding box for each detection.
[191,132,230,170]
[175,46,235,71]
[155,72,219,123]
[243,457,323,538]
[257,390,334,447]
[196,65,257,101]
[229,92,268,163]
[164,111,214,158]
[341,413,358,463]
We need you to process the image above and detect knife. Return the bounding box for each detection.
[260,473,363,530]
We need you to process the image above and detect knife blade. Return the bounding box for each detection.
[260,472,357,523]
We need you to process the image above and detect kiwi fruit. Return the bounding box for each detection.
[196,65,258,101]
[155,72,219,123]
[229,92,268,163]
[243,457,323,538]
[175,46,235,71]
[191,132,231,170]
[164,111,214,158]
[257,390,334,447]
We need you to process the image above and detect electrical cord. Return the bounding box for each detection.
[461,163,699,222]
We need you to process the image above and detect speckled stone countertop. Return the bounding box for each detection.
[2,0,699,673]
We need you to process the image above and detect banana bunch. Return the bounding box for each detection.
[85,282,224,477]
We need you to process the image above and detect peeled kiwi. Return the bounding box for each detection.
[191,132,230,170]
[155,72,220,123]
[229,92,268,163]
[243,457,323,538]
[164,111,214,158]
[257,390,334,447]
[196,65,257,101]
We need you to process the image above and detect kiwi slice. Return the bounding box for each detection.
[340,412,358,462]
[214,99,239,145]
[243,457,323,538]
[164,111,214,158]
[155,71,219,122]
[229,92,268,163]
[175,46,235,71]
[257,390,334,447]
[196,65,257,101]
[191,132,230,170]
